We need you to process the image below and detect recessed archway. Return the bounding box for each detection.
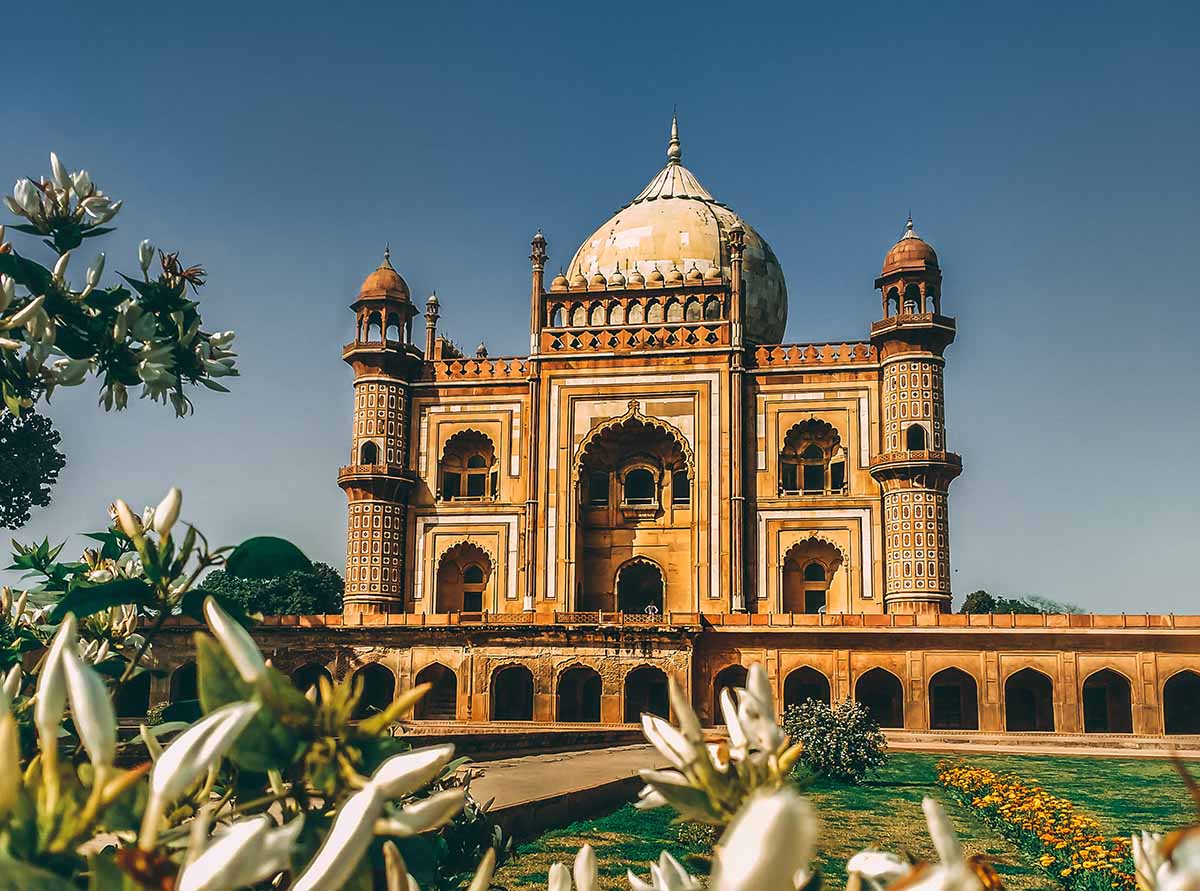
[115,671,152,719]
[435,541,493,613]
[855,668,904,728]
[1082,669,1133,733]
[1004,668,1055,732]
[928,668,979,730]
[414,663,457,720]
[492,664,534,721]
[616,558,664,614]
[351,663,395,719]
[783,667,831,709]
[712,664,748,725]
[557,665,602,722]
[169,663,197,703]
[624,666,669,722]
[1163,670,1200,735]
[292,663,332,701]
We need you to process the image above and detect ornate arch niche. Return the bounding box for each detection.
[779,419,846,496]
[434,540,494,613]
[781,535,845,614]
[439,429,497,501]
[572,401,695,611]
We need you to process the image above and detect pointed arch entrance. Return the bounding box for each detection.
[782,537,844,614]
[1163,670,1200,735]
[1082,669,1132,733]
[352,663,395,719]
[557,666,602,722]
[928,668,979,730]
[783,667,831,709]
[1004,668,1054,732]
[491,664,534,721]
[624,666,669,722]
[712,664,748,725]
[616,558,664,614]
[855,668,904,728]
[414,663,457,720]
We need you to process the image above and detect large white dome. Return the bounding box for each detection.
[567,116,788,345]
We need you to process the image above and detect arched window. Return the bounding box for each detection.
[590,303,605,326]
[1082,669,1132,733]
[903,283,921,313]
[780,420,842,496]
[492,665,534,721]
[671,469,690,505]
[609,303,626,326]
[557,666,602,722]
[703,297,722,320]
[624,666,669,722]
[352,663,396,719]
[928,668,979,730]
[435,542,492,613]
[628,303,645,325]
[385,314,401,343]
[927,288,940,313]
[905,425,928,451]
[855,668,904,728]
[549,306,564,327]
[803,562,825,582]
[623,467,656,505]
[646,301,664,324]
[1004,668,1054,732]
[666,299,684,323]
[571,304,587,327]
[414,663,457,720]
[684,299,701,322]
[782,539,842,614]
[886,288,900,316]
[359,440,379,465]
[440,430,496,501]
[366,313,382,342]
[713,665,748,726]
[1164,670,1200,734]
[784,667,831,709]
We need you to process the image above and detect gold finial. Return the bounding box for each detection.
[667,110,681,164]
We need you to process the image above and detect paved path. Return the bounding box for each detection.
[467,743,666,810]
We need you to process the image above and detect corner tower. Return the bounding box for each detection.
[869,220,962,614]
[339,250,421,616]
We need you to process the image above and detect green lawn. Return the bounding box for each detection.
[491,753,1199,891]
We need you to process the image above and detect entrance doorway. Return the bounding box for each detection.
[616,560,664,614]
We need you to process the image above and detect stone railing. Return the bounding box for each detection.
[751,342,878,369]
[870,450,963,469]
[153,611,1200,630]
[869,312,956,334]
[424,357,529,382]
[541,322,728,354]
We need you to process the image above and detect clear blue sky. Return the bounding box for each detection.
[4,1,1198,612]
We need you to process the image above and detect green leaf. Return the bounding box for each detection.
[48,578,155,623]
[226,537,312,580]
[80,226,117,239]
[0,858,78,891]
[195,635,307,772]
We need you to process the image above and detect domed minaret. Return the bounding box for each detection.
[339,249,422,616]
[869,219,962,614]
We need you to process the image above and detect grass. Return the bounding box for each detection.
[490,753,1199,891]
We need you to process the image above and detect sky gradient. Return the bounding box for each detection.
[4,0,1198,612]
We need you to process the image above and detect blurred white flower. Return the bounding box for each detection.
[376,788,467,837]
[34,614,77,753]
[291,785,383,891]
[177,814,304,891]
[13,179,41,216]
[368,743,458,799]
[62,648,117,767]
[627,852,701,891]
[49,153,70,190]
[153,486,182,537]
[710,787,816,891]
[203,596,267,686]
[139,239,156,276]
[71,169,93,197]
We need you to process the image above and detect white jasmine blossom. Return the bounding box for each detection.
[177,814,304,891]
[710,787,816,891]
[627,852,701,891]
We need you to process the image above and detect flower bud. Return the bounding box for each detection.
[574,844,596,891]
[1,665,21,707]
[203,596,267,685]
[4,295,45,330]
[368,744,457,799]
[71,170,93,197]
[112,499,142,539]
[0,713,18,816]
[34,614,78,754]
[50,153,69,190]
[52,251,71,284]
[710,788,816,891]
[548,863,571,891]
[177,814,304,891]
[0,276,13,313]
[86,252,105,288]
[3,196,20,216]
[63,648,117,767]
[291,785,384,891]
[139,240,155,276]
[375,788,466,837]
[14,179,40,215]
[153,487,182,537]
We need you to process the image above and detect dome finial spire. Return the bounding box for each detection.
[667,108,681,164]
[382,243,393,267]
[902,215,916,239]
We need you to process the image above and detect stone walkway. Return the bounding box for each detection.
[468,743,665,811]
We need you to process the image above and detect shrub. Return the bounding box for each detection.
[781,697,887,784]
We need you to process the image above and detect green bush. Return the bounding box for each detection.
[782,697,888,785]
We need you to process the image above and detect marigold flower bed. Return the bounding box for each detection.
[937,761,1136,891]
